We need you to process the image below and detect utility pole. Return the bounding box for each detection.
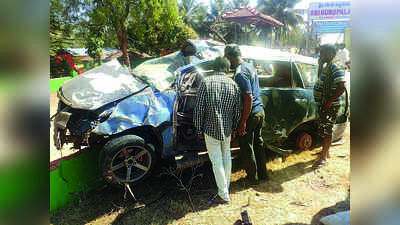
[306,7,311,56]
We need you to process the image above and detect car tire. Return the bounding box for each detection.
[296,132,312,150]
[99,135,157,184]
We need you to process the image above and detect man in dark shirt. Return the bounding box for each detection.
[224,44,268,185]
[194,56,241,204]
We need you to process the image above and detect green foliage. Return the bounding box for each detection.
[50,56,73,78]
[85,25,104,61]
[50,0,199,62]
[128,0,197,55]
[50,0,88,56]
[179,0,203,28]
[257,0,304,46]
[85,0,142,67]
[50,0,74,56]
[173,22,199,48]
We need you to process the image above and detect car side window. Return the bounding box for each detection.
[249,60,292,88]
[295,63,318,88]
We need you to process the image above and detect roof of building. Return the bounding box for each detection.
[222,7,283,27]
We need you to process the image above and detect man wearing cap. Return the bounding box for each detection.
[313,44,347,167]
[224,44,268,185]
[194,56,241,204]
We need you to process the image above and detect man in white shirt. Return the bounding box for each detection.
[336,43,350,69]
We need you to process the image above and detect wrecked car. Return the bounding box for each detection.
[53,40,348,185]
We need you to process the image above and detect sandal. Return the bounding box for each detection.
[208,194,230,205]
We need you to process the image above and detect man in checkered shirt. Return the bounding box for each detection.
[193,56,241,204]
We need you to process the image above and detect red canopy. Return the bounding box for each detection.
[222,7,283,27]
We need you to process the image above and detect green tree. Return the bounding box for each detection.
[257,0,303,46]
[87,0,146,68]
[179,0,203,28]
[50,0,75,56]
[207,0,235,43]
[85,25,104,62]
[178,0,212,39]
[50,0,89,55]
[128,0,197,55]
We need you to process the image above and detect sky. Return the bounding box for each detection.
[195,0,351,44]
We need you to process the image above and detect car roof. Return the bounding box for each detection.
[178,45,317,73]
[239,45,318,65]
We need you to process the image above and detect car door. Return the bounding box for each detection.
[248,59,314,145]
[173,59,241,152]
[173,61,213,152]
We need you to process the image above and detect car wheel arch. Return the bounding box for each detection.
[104,126,163,155]
[286,120,319,147]
[99,134,158,184]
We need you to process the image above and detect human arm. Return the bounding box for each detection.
[237,93,252,135]
[325,81,346,110]
[234,72,253,136]
[232,85,242,138]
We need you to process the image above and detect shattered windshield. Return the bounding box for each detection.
[133,52,187,91]
[132,40,224,91]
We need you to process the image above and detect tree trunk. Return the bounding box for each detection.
[120,20,130,69]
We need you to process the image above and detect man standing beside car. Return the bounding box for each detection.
[313,44,346,167]
[194,56,241,204]
[224,45,269,185]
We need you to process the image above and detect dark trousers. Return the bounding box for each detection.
[239,110,268,182]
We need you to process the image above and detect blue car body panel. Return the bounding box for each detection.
[93,87,176,137]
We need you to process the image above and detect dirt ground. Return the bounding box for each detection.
[50,92,350,225]
[50,128,349,223]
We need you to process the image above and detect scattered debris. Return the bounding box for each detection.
[124,183,137,201]
[290,201,310,207]
[161,164,203,212]
[240,210,253,225]
[331,141,345,146]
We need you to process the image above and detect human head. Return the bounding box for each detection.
[339,43,346,49]
[319,44,337,63]
[315,46,320,53]
[335,43,340,50]
[213,56,230,73]
[224,44,242,68]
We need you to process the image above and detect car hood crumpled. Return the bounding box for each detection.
[59,59,147,110]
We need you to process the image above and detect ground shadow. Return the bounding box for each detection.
[230,156,318,194]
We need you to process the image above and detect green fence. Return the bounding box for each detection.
[50,147,104,214]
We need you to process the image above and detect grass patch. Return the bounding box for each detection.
[50,77,72,93]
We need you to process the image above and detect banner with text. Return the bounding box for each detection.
[309,1,350,20]
[312,20,350,34]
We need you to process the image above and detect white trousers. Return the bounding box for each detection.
[205,134,232,201]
